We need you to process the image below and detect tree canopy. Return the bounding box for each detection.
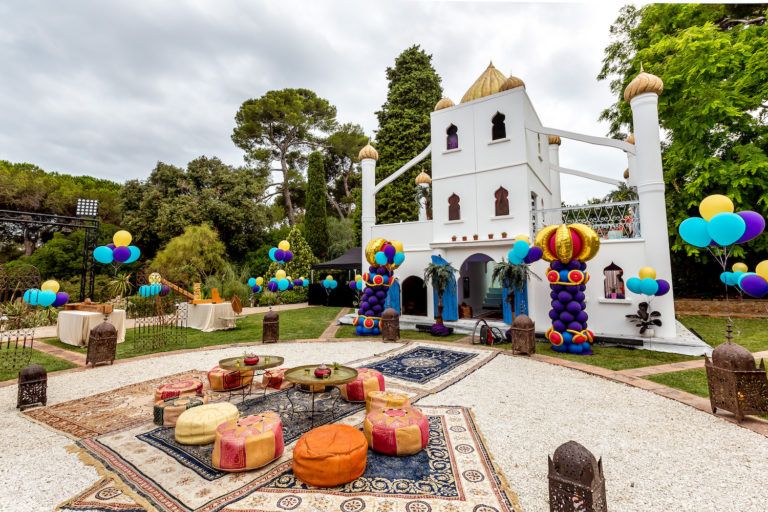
[324,123,367,219]
[152,224,226,282]
[305,151,329,259]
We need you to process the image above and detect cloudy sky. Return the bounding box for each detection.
[0,1,637,203]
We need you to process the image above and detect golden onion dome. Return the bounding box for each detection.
[548,135,562,146]
[358,143,378,161]
[499,75,525,92]
[415,171,431,185]
[434,97,455,111]
[460,62,507,103]
[625,133,635,144]
[624,70,664,102]
[623,168,630,180]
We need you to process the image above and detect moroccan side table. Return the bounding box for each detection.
[283,365,358,427]
[217,355,284,402]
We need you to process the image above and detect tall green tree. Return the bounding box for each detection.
[375,45,443,223]
[152,224,226,282]
[598,4,768,295]
[305,152,329,259]
[232,88,337,225]
[324,123,367,219]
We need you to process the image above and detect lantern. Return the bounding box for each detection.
[705,341,768,423]
[380,308,400,342]
[509,314,536,355]
[548,441,607,512]
[17,364,47,410]
[263,310,279,343]
[86,321,118,367]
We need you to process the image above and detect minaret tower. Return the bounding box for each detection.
[359,142,378,257]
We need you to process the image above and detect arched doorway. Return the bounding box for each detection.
[401,276,427,316]
[459,253,500,319]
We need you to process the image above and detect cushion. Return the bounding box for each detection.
[260,368,295,390]
[293,424,367,487]
[153,394,209,427]
[175,402,240,445]
[154,378,203,402]
[208,366,253,391]
[366,390,411,414]
[340,368,385,402]
[364,407,429,456]
[212,412,284,471]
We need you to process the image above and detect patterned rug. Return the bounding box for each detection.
[366,345,477,384]
[64,406,520,512]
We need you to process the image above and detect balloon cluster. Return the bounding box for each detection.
[268,240,293,264]
[248,276,264,294]
[348,274,364,292]
[507,235,544,265]
[322,275,338,289]
[354,238,404,335]
[535,224,600,354]
[264,270,307,292]
[93,230,141,265]
[678,195,764,248]
[23,280,69,307]
[139,272,169,297]
[723,261,768,298]
[626,267,670,297]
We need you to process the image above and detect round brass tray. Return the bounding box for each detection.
[283,365,358,387]
[218,355,284,373]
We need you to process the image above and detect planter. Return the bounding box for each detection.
[642,328,655,338]
[501,233,508,239]
[473,235,479,240]
[462,236,467,241]
[451,236,457,241]
[488,234,494,239]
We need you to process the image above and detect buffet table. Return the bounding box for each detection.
[57,309,126,347]
[187,302,235,332]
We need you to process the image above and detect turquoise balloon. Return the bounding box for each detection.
[509,254,523,265]
[248,278,256,287]
[356,280,363,291]
[640,278,659,295]
[23,288,41,306]
[731,271,744,286]
[707,212,746,246]
[38,290,56,307]
[375,251,388,265]
[512,240,530,259]
[124,246,141,264]
[393,252,405,265]
[139,285,149,297]
[150,284,161,296]
[626,277,642,294]
[303,279,309,287]
[278,278,289,291]
[678,217,711,247]
[93,246,114,264]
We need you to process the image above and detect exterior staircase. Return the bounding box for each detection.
[482,287,504,311]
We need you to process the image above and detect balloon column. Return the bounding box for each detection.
[268,240,293,264]
[23,280,69,307]
[354,239,405,335]
[534,224,600,354]
[93,230,141,273]
[625,266,670,298]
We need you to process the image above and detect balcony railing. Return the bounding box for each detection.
[531,200,641,240]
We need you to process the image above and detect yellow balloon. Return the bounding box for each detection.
[326,275,333,281]
[278,240,290,252]
[514,234,530,244]
[390,240,403,253]
[299,277,305,281]
[732,262,748,273]
[148,272,161,284]
[255,277,263,286]
[276,269,286,280]
[41,280,59,293]
[699,194,734,221]
[355,275,362,282]
[287,276,292,282]
[113,230,132,247]
[638,266,656,280]
[756,260,768,280]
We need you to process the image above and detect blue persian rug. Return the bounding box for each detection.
[366,346,477,384]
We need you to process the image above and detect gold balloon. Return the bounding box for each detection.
[390,240,403,253]
[756,260,768,280]
[534,225,558,262]
[514,234,530,244]
[41,280,59,293]
[255,277,263,286]
[554,224,573,263]
[699,194,734,221]
[638,266,657,280]
[287,276,292,282]
[113,230,132,247]
[355,275,362,282]
[325,275,333,281]
[732,262,748,273]
[569,223,600,262]
[276,269,286,280]
[365,238,387,265]
[149,272,161,284]
[278,240,290,252]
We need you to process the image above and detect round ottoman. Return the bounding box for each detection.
[293,424,367,487]
[154,378,203,402]
[261,368,295,390]
[364,407,429,456]
[366,390,411,414]
[208,366,253,391]
[340,368,384,402]
[154,394,209,427]
[175,402,239,445]
[212,412,284,471]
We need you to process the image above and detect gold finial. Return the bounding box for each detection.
[625,133,635,144]
[548,135,562,145]
[624,68,663,102]
[434,97,455,111]
[460,62,507,103]
[358,142,378,161]
[415,171,431,185]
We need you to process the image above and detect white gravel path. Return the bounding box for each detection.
[2,342,767,511]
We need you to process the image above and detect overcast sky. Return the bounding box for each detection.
[0,1,637,204]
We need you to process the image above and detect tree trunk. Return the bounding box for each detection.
[280,154,295,225]
[436,291,444,325]
[23,235,35,256]
[326,190,345,218]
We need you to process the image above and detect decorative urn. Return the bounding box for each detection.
[244,354,259,365]
[314,364,331,378]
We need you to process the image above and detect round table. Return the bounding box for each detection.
[283,365,358,426]
[218,355,284,402]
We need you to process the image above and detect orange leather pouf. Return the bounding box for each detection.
[292,424,368,488]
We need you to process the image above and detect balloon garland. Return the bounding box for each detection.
[353,238,405,335]
[93,230,141,274]
[534,224,600,354]
[23,279,69,307]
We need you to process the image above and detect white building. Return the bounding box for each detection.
[356,63,709,355]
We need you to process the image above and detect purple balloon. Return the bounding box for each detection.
[550,291,558,299]
[52,292,69,307]
[268,281,278,292]
[107,243,116,250]
[549,310,559,320]
[377,267,388,275]
[160,285,170,296]
[567,261,580,270]
[274,249,285,262]
[557,291,572,302]
[576,311,589,323]
[655,279,671,296]
[383,245,396,259]
[364,287,374,296]
[349,281,356,290]
[283,250,293,262]
[372,304,383,313]
[566,301,582,314]
[112,246,131,262]
[368,296,379,306]
[567,321,583,331]
[375,290,387,299]
[736,211,765,243]
[574,292,585,302]
[551,261,565,271]
[551,284,564,292]
[740,275,768,297]
[551,300,564,312]
[559,311,574,323]
[553,320,566,332]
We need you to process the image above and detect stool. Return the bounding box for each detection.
[208,366,253,391]
[364,407,429,456]
[366,390,410,413]
[261,368,295,390]
[175,402,239,445]
[340,368,384,402]
[212,412,284,471]
[154,378,203,402]
[293,424,367,487]
[154,394,209,427]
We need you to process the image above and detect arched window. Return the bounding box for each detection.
[494,187,509,216]
[446,124,458,150]
[603,262,625,299]
[491,112,506,140]
[448,193,461,221]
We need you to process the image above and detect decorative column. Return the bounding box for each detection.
[415,170,431,221]
[626,70,675,338]
[359,143,378,262]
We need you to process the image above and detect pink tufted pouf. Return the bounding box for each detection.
[363,407,429,456]
[340,368,384,402]
[211,412,284,471]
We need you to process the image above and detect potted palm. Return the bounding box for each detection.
[491,260,540,321]
[423,261,457,336]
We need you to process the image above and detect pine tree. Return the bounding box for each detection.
[267,226,318,283]
[304,151,329,259]
[374,45,443,223]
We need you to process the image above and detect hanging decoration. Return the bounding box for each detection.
[354,239,405,335]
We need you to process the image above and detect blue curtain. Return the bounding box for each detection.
[502,282,528,324]
[386,278,401,315]
[431,255,458,321]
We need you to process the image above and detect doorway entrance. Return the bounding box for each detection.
[401,276,427,316]
[458,253,501,319]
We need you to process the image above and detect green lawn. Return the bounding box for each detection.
[647,367,710,397]
[334,324,469,342]
[0,349,78,382]
[39,307,342,361]
[513,342,700,371]
[678,315,768,353]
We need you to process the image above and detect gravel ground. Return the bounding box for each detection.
[2,341,767,511]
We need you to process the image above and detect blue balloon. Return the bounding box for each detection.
[707,212,746,246]
[626,277,642,294]
[248,278,256,287]
[123,246,141,264]
[513,240,530,259]
[322,279,330,289]
[270,277,277,282]
[138,285,149,297]
[330,280,338,289]
[640,277,659,296]
[720,272,730,284]
[278,278,289,291]
[730,271,744,286]
[150,284,161,296]
[678,217,712,247]
[38,290,56,307]
[93,246,114,264]
[582,341,591,352]
[303,279,309,287]
[509,254,523,265]
[23,289,41,306]
[568,343,583,354]
[559,270,570,282]
[393,252,405,265]
[562,331,573,344]
[356,280,363,291]
[268,248,277,261]
[375,251,388,265]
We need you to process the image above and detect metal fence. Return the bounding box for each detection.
[532,200,641,240]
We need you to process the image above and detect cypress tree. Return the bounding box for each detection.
[374,45,443,223]
[305,151,329,259]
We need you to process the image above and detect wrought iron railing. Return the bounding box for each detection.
[531,200,641,239]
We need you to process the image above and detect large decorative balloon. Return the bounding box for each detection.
[52,292,69,307]
[699,194,734,221]
[707,212,746,246]
[678,217,711,247]
[639,278,659,296]
[638,267,656,280]
[23,289,41,306]
[735,211,765,244]
[655,279,670,296]
[93,246,114,264]
[283,250,293,262]
[41,280,60,293]
[756,260,768,280]
[740,275,768,298]
[626,277,642,294]
[38,290,56,307]
[276,269,286,280]
[113,230,133,247]
[125,246,141,264]
[512,240,530,259]
[278,240,290,252]
[113,246,131,263]
[268,248,277,261]
[732,262,748,273]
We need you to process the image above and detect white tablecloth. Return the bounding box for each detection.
[57,309,126,347]
[186,302,235,332]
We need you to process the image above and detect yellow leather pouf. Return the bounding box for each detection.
[175,402,239,445]
[366,390,411,413]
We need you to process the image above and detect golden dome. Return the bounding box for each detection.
[623,168,630,180]
[624,71,664,102]
[414,171,431,185]
[460,62,507,103]
[434,97,455,111]
[499,75,525,92]
[358,143,378,161]
[625,133,635,144]
[548,135,562,145]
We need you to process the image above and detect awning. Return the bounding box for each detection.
[312,247,362,271]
